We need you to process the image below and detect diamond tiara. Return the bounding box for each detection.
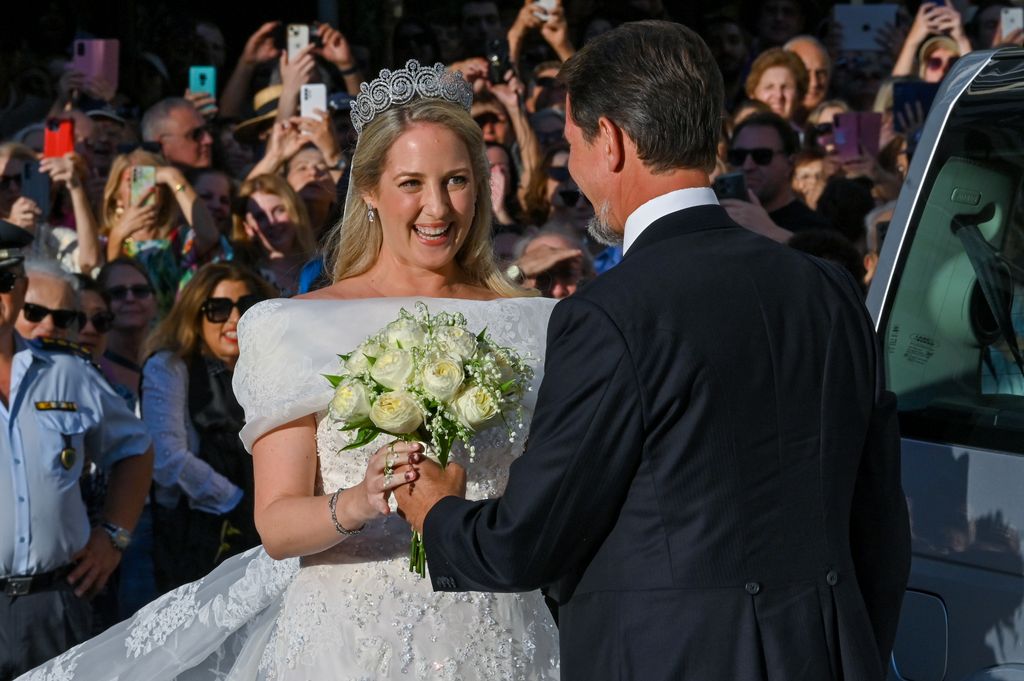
[350,59,474,135]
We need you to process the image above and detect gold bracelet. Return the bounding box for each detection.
[173,183,186,193]
[328,487,364,536]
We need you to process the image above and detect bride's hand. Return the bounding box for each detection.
[359,441,424,517]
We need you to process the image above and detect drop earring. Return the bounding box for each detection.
[367,206,377,223]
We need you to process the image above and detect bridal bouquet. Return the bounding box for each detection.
[324,302,534,576]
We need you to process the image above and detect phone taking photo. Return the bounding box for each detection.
[71,38,120,93]
[189,66,217,98]
[300,84,328,122]
[287,24,310,61]
[130,166,156,208]
[534,0,557,21]
[486,39,513,85]
[833,112,883,160]
[713,171,749,202]
[43,118,75,159]
[21,161,51,219]
[1002,7,1024,40]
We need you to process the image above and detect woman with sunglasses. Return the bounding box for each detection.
[96,258,158,410]
[141,263,276,593]
[100,149,220,316]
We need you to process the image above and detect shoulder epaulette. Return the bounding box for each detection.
[31,337,97,365]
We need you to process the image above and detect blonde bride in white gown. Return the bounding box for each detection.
[19,61,559,681]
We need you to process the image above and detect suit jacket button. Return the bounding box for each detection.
[826,570,839,586]
[745,581,761,595]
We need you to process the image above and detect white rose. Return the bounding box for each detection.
[433,325,478,361]
[370,391,423,434]
[386,318,427,349]
[452,385,500,429]
[330,380,372,424]
[346,340,385,374]
[420,355,465,402]
[370,348,415,389]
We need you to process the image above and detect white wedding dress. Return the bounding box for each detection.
[20,296,560,681]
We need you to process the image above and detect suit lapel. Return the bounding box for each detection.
[625,204,736,259]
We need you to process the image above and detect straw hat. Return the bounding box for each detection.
[234,85,283,143]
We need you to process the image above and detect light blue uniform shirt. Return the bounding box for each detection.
[0,335,151,576]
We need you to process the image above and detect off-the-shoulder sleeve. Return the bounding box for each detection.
[232,300,335,452]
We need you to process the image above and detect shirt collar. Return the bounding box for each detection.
[622,187,719,255]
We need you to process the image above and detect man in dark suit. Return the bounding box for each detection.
[397,20,910,681]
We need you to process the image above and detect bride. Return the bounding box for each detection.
[20,62,559,680]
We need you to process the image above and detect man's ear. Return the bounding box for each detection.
[597,116,625,173]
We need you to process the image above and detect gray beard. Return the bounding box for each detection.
[586,201,622,246]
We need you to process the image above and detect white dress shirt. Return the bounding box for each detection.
[622,187,719,255]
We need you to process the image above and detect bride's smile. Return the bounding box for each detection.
[366,121,476,272]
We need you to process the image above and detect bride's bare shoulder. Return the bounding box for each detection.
[294,280,371,301]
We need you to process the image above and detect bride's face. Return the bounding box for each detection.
[367,122,477,273]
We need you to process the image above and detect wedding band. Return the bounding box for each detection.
[384,470,394,489]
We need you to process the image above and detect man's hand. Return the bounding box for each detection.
[539,2,575,60]
[449,58,490,93]
[395,459,467,534]
[721,190,793,243]
[68,527,122,599]
[316,23,356,72]
[185,89,219,121]
[6,197,42,232]
[291,112,341,165]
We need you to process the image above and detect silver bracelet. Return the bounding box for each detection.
[328,487,364,536]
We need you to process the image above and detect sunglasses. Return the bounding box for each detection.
[83,310,115,333]
[534,76,558,88]
[546,166,571,182]
[558,189,590,208]
[22,302,83,330]
[201,294,262,323]
[0,174,22,191]
[473,113,506,127]
[106,284,154,301]
[812,122,833,136]
[727,147,784,166]
[116,141,163,155]
[0,270,21,294]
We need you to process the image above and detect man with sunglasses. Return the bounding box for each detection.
[723,111,828,240]
[140,97,213,170]
[14,258,82,342]
[0,223,153,678]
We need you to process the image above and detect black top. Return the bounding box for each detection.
[770,198,830,234]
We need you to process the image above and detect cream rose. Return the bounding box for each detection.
[370,348,414,389]
[346,340,384,374]
[385,318,427,349]
[420,355,465,401]
[452,386,499,429]
[330,380,372,424]
[370,391,423,433]
[434,325,478,361]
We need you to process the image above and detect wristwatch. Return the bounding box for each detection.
[101,521,132,551]
[505,264,525,284]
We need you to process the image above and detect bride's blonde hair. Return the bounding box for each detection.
[325,98,533,298]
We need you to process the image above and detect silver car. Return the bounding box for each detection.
[868,47,1024,681]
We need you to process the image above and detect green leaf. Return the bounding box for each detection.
[366,354,377,367]
[323,374,344,388]
[342,427,381,451]
[476,327,488,342]
[499,379,517,393]
[338,353,352,362]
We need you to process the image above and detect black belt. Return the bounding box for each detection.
[0,565,74,596]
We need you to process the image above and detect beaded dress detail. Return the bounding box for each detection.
[18,296,559,681]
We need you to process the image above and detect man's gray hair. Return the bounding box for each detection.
[141,97,194,142]
[24,256,80,292]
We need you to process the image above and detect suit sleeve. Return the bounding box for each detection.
[423,296,645,593]
[850,371,912,665]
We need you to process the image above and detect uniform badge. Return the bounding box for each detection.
[35,401,78,412]
[59,433,76,470]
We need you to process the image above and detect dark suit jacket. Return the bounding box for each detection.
[424,205,911,681]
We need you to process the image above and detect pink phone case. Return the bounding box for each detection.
[71,39,120,93]
[834,112,883,160]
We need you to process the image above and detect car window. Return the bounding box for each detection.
[883,58,1024,455]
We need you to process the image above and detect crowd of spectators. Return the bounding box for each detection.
[2,0,1022,673]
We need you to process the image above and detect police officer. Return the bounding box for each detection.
[0,221,154,679]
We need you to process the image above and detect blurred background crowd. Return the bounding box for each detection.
[1,0,1021,657]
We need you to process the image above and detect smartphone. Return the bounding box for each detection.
[189,66,217,97]
[713,171,749,202]
[1002,7,1024,40]
[832,4,899,52]
[43,118,75,159]
[834,112,883,160]
[130,166,156,208]
[534,0,557,21]
[287,24,310,61]
[892,81,940,133]
[20,161,51,218]
[486,39,513,85]
[300,84,327,122]
[71,38,120,93]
